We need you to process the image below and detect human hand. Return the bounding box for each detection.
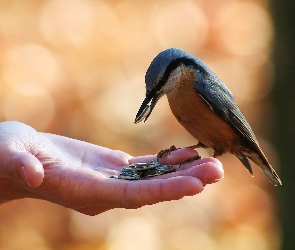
[0,121,223,215]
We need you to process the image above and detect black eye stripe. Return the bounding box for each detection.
[150,57,207,96]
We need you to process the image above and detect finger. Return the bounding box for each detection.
[128,154,156,164]
[129,148,200,165]
[102,176,204,209]
[158,147,200,165]
[148,159,224,185]
[75,206,114,216]
[178,157,222,169]
[187,161,224,184]
[10,152,44,187]
[180,158,224,184]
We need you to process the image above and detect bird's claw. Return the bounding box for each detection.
[157,145,178,161]
[179,154,202,168]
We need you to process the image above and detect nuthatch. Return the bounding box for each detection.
[135,48,282,186]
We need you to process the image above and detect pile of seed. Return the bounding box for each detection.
[110,160,175,180]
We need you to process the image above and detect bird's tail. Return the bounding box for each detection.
[237,150,282,186]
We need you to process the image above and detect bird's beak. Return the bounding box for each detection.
[134,92,160,124]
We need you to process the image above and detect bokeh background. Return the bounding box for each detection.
[0,0,293,249]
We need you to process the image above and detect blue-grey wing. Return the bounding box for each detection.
[194,74,263,155]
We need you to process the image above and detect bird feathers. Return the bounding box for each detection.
[137,48,282,185]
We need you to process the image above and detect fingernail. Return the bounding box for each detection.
[21,166,31,187]
[206,177,224,184]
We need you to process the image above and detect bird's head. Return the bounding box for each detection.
[135,48,203,123]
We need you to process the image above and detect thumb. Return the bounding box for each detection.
[10,152,44,188]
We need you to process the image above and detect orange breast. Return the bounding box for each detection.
[166,67,242,156]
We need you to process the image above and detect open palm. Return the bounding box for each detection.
[0,121,223,215]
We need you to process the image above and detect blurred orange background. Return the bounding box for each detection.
[0,0,281,249]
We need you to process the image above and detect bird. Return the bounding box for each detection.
[134,48,282,186]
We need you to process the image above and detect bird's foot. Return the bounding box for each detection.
[179,154,202,168]
[187,142,208,149]
[157,145,178,161]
